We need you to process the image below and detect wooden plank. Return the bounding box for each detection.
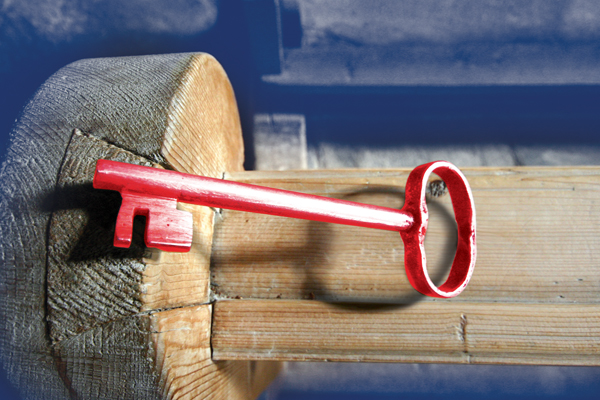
[253,114,307,170]
[212,300,600,365]
[209,166,600,364]
[211,167,600,304]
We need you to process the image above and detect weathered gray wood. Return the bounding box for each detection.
[0,52,275,400]
[253,114,307,170]
[266,1,600,86]
[0,53,196,400]
[47,132,152,344]
[54,315,162,400]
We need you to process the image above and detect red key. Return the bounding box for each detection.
[93,160,476,298]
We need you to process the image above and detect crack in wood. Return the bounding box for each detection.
[49,300,214,349]
[458,313,471,362]
[72,129,160,167]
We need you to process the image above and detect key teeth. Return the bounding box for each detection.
[114,193,193,252]
[145,208,193,252]
[114,197,136,248]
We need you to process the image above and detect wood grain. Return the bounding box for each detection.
[209,167,600,364]
[211,167,600,304]
[47,132,152,343]
[150,305,280,400]
[1,53,276,399]
[44,54,239,342]
[162,53,244,177]
[142,52,244,313]
[0,53,197,399]
[212,300,600,365]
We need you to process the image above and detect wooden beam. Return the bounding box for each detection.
[212,167,600,303]
[209,167,600,364]
[212,300,600,365]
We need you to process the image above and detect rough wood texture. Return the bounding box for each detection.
[253,114,307,170]
[1,53,277,399]
[266,1,600,86]
[209,167,600,364]
[51,303,280,400]
[47,132,150,342]
[54,313,162,399]
[142,52,244,314]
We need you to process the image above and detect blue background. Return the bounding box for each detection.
[1,1,600,399]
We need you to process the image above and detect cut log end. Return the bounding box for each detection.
[0,52,278,400]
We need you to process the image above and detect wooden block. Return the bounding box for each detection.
[150,305,280,399]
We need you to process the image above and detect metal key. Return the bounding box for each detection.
[93,159,476,298]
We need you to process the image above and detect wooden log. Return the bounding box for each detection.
[0,53,279,399]
[209,167,600,364]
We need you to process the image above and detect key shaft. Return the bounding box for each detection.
[94,160,413,234]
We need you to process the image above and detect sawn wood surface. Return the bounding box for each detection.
[210,167,600,364]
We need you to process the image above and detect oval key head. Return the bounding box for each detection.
[400,161,477,298]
